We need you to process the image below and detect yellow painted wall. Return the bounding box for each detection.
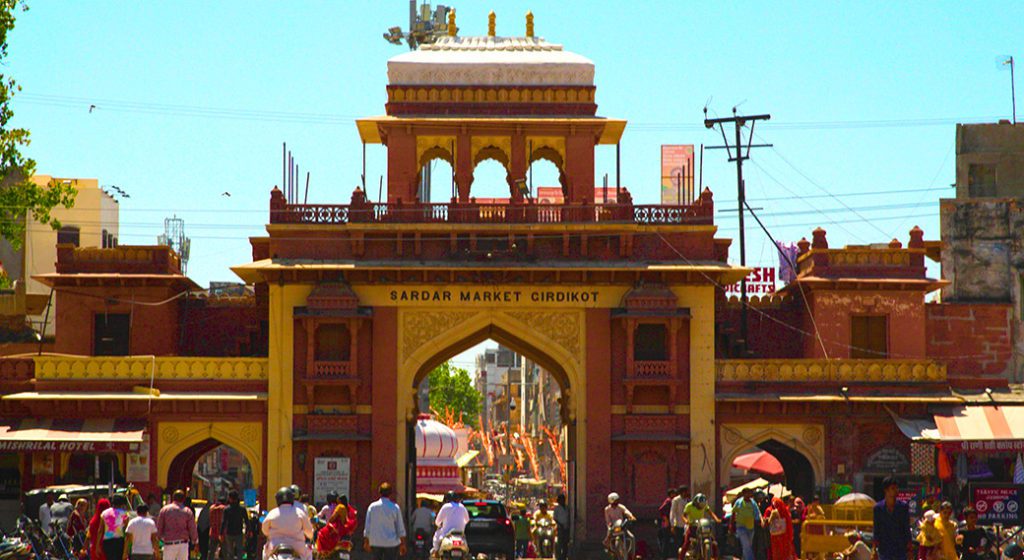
[266,283,314,493]
[23,176,119,335]
[672,285,717,499]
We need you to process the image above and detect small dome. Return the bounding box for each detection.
[415,415,459,460]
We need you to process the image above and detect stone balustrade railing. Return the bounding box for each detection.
[33,356,268,381]
[716,359,946,383]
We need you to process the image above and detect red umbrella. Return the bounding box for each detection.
[732,451,784,477]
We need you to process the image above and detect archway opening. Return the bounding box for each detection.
[471,157,512,201]
[408,332,573,523]
[729,439,816,500]
[418,150,455,204]
[527,153,566,202]
[166,438,255,502]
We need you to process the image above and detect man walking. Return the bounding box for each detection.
[208,496,227,560]
[872,477,910,560]
[362,482,406,560]
[669,486,689,554]
[731,488,761,560]
[38,492,54,536]
[220,491,247,560]
[124,504,160,560]
[50,493,74,534]
[157,490,199,560]
[553,494,570,560]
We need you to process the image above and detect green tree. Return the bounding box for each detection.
[427,361,482,427]
[0,1,76,249]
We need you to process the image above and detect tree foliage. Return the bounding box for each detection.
[427,361,482,427]
[0,0,76,249]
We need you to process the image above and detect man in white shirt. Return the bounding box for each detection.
[124,505,161,560]
[432,492,469,555]
[262,487,314,560]
[38,493,53,536]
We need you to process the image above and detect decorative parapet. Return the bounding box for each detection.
[33,356,268,381]
[716,359,946,383]
[56,245,182,275]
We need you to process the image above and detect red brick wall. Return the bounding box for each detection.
[926,302,1012,386]
[54,286,181,355]
[182,301,265,356]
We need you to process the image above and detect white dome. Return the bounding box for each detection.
[415,415,459,460]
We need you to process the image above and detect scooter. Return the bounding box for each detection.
[436,531,470,559]
[533,518,555,558]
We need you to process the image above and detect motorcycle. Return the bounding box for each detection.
[680,519,717,560]
[608,519,635,560]
[436,531,470,559]
[533,517,555,558]
[413,529,431,560]
[268,544,299,560]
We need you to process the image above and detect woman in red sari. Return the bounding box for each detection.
[87,498,110,560]
[316,504,356,557]
[763,497,795,560]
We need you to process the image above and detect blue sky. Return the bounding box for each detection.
[9,1,1021,285]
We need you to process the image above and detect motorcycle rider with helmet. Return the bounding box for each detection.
[680,493,720,559]
[603,493,636,554]
[262,487,315,560]
[532,500,557,556]
[432,491,470,555]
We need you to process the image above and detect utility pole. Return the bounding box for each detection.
[704,108,771,355]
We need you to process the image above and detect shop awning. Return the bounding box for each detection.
[0,418,146,453]
[893,406,1024,452]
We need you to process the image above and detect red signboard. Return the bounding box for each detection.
[725,267,778,295]
[0,440,139,453]
[970,484,1024,525]
[942,440,1024,453]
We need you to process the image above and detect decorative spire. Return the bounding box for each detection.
[526,11,534,37]
[488,11,496,37]
[447,8,456,37]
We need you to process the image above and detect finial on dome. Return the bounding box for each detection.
[488,11,496,37]
[447,8,456,37]
[526,11,534,37]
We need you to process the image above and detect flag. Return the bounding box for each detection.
[1014,453,1024,484]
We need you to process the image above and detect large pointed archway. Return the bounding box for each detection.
[396,308,587,539]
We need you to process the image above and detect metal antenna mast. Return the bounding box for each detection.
[704,108,771,355]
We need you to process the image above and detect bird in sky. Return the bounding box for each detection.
[222,192,231,197]
[89,104,96,113]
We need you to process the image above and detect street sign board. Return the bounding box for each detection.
[969,484,1024,525]
[314,457,351,505]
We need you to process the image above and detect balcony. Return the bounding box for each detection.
[716,359,947,384]
[312,361,353,378]
[32,356,268,381]
[269,187,714,226]
[633,360,672,379]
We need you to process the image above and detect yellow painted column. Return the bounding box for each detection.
[267,284,310,492]
[674,286,717,499]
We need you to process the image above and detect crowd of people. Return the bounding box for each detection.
[650,477,1024,560]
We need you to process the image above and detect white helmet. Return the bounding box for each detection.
[608,492,620,504]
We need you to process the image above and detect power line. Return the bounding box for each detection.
[16,92,1005,131]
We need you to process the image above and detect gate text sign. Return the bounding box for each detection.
[388,287,601,305]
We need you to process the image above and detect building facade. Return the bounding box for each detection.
[0,13,1018,543]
